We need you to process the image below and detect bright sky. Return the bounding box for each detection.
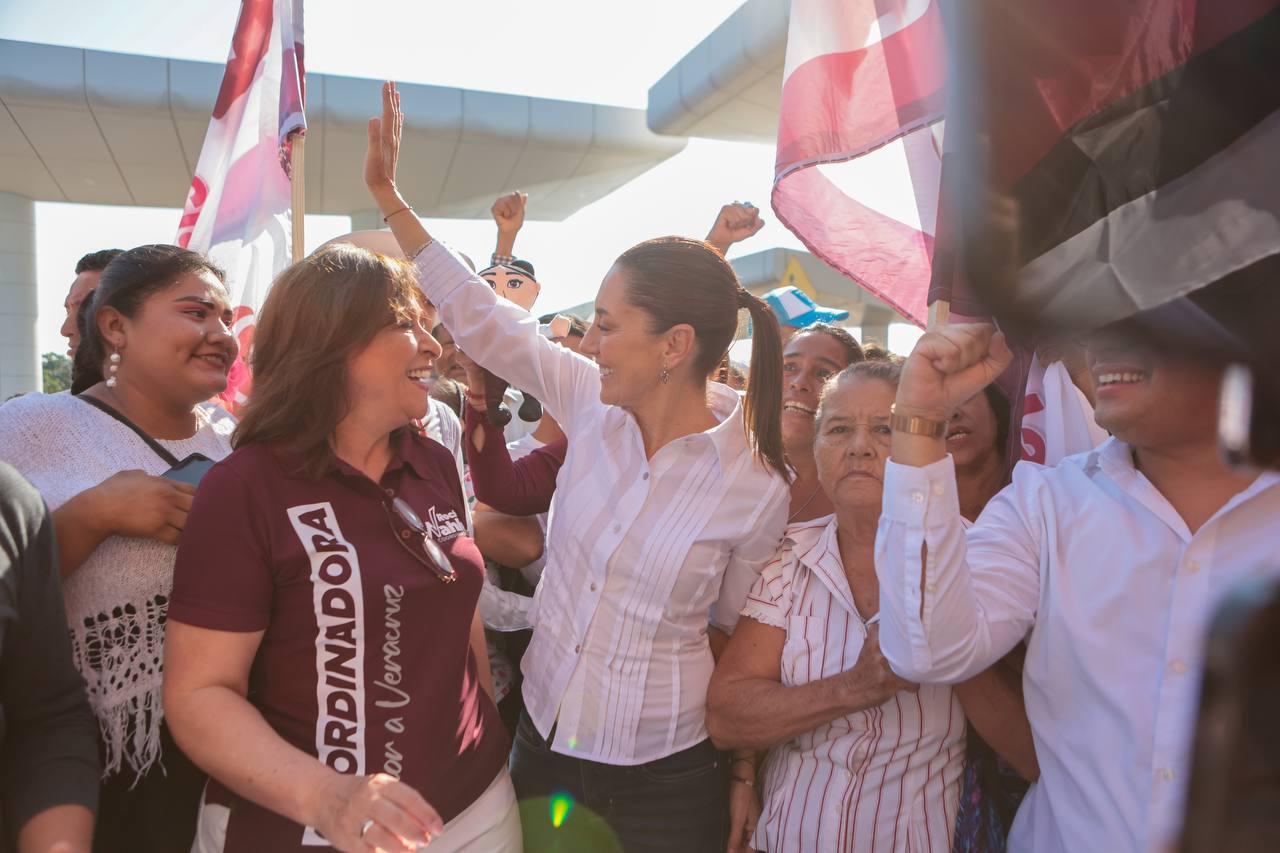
[1,0,924,359]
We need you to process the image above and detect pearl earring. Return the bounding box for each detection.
[106,351,121,388]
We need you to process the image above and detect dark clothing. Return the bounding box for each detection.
[511,711,726,853]
[170,430,508,850]
[463,405,566,515]
[0,461,99,852]
[952,728,1031,853]
[92,723,203,853]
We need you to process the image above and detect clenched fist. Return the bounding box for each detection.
[706,202,765,254]
[897,324,1014,421]
[491,191,528,235]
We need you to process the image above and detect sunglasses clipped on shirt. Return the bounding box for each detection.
[382,496,456,583]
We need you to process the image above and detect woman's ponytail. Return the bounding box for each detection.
[738,288,789,481]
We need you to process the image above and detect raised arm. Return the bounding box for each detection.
[491,191,526,262]
[875,325,1040,683]
[704,201,765,256]
[463,403,567,516]
[364,83,597,429]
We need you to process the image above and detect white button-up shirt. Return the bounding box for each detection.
[875,437,1280,852]
[743,516,964,853]
[415,242,789,765]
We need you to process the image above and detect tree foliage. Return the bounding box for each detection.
[42,352,72,394]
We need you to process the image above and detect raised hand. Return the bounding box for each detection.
[897,324,1014,421]
[706,202,766,254]
[491,191,528,235]
[363,82,433,258]
[363,82,402,198]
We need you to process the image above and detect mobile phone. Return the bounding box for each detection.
[162,453,216,487]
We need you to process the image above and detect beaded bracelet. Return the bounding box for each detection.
[406,238,435,262]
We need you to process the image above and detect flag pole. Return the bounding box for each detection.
[290,134,306,261]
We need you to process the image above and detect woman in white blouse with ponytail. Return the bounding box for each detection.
[364,83,789,852]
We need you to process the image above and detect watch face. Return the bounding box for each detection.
[480,264,540,311]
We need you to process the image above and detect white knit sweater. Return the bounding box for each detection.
[0,392,234,779]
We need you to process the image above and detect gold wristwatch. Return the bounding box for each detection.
[889,404,948,438]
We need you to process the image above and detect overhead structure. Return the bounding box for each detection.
[646,0,788,143]
[0,38,687,221]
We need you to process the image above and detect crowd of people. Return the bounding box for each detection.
[0,80,1274,853]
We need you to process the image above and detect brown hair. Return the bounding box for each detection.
[614,236,788,480]
[234,244,427,478]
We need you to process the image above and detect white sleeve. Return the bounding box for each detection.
[874,456,1042,684]
[414,242,600,434]
[477,567,534,632]
[739,545,793,629]
[712,479,788,634]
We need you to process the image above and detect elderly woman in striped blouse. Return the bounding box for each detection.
[708,359,966,852]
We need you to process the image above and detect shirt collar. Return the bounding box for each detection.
[277,428,436,484]
[1088,435,1136,478]
[792,516,862,617]
[704,381,748,472]
[1086,434,1280,534]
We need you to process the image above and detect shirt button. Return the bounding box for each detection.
[1186,559,1201,574]
[1170,660,1188,675]
[932,484,944,496]
[613,523,622,534]
[642,472,650,481]
[1157,768,1175,782]
[911,490,924,504]
[575,644,582,654]
[384,488,395,497]
[590,583,598,593]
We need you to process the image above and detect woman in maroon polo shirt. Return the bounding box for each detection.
[163,245,516,852]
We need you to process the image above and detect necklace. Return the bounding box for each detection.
[788,483,824,522]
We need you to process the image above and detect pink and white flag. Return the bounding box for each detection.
[177,0,305,412]
[1019,360,1108,467]
[771,0,946,327]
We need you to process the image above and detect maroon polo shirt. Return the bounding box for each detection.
[169,430,508,851]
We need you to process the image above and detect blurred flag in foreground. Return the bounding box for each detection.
[771,0,946,327]
[176,0,306,412]
[937,0,1280,337]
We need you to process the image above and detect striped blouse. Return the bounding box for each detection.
[742,516,965,852]
[414,241,790,765]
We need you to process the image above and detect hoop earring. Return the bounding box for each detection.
[106,350,121,388]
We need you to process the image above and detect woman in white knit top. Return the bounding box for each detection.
[0,244,238,853]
